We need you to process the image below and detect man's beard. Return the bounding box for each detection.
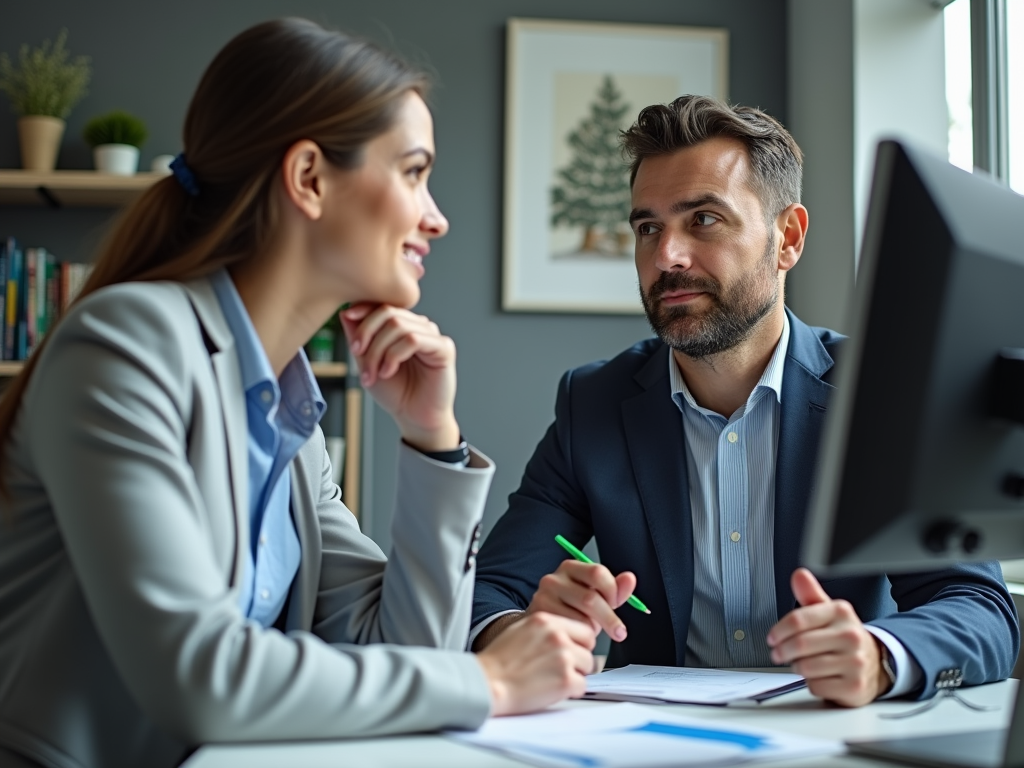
[639,235,779,359]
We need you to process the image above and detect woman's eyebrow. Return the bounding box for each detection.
[401,147,434,166]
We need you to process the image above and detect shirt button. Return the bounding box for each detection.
[259,534,267,547]
[730,531,741,543]
[300,402,313,417]
[260,589,270,601]
[727,431,738,443]
[260,389,272,404]
[734,629,746,641]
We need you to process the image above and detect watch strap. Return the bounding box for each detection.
[413,437,470,466]
[878,642,897,693]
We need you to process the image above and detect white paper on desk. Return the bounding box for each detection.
[584,665,806,705]
[449,702,842,768]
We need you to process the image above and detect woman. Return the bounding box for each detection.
[0,18,594,768]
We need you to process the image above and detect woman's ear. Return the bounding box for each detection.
[280,139,326,221]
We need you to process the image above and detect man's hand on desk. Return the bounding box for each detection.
[475,612,597,716]
[767,568,892,707]
[473,561,636,653]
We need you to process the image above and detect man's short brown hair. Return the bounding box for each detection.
[621,94,803,222]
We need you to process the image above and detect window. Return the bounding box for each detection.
[1007,0,1024,191]
[945,0,973,171]
[943,0,1024,188]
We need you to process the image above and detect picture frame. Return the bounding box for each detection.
[502,18,729,313]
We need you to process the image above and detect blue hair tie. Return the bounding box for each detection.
[170,153,200,197]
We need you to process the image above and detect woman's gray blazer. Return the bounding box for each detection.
[0,278,494,768]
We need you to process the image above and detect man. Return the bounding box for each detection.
[472,95,1019,706]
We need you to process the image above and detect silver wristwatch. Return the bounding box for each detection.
[878,644,897,693]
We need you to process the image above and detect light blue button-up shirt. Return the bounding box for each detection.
[211,270,326,629]
[670,313,921,696]
[671,314,790,669]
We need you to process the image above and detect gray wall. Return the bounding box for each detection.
[787,0,856,334]
[0,0,787,551]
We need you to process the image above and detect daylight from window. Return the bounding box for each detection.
[1008,0,1024,192]
[945,0,973,173]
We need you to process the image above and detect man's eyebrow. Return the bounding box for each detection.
[628,207,655,224]
[628,193,734,224]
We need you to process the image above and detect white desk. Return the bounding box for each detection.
[182,679,1015,768]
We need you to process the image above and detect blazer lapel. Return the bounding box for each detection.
[773,310,837,616]
[622,346,694,665]
[184,278,250,589]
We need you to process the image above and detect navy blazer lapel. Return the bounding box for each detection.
[622,345,694,665]
[773,310,838,616]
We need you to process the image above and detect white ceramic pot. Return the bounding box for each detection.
[93,144,140,175]
[17,116,66,171]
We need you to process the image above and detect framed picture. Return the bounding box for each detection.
[502,18,728,313]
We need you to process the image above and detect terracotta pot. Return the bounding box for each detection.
[17,116,65,172]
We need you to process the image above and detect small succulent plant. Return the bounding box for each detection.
[83,110,148,148]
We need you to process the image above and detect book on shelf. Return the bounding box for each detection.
[0,237,93,361]
[17,246,29,360]
[27,247,53,352]
[0,240,7,360]
[5,239,21,361]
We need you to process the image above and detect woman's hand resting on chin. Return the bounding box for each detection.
[340,303,461,452]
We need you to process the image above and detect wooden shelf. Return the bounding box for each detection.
[0,170,164,207]
[0,360,347,378]
[310,361,348,379]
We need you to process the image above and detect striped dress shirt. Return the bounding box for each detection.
[670,314,790,668]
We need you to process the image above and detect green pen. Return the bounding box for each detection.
[554,534,651,614]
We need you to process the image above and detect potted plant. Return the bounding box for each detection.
[0,29,90,172]
[306,309,345,362]
[83,111,147,175]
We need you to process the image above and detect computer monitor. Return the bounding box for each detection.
[801,139,1024,768]
[802,139,1024,577]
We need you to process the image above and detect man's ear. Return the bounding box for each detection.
[776,203,809,273]
[280,139,326,221]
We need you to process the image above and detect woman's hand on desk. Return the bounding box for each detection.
[476,612,596,716]
[341,303,460,451]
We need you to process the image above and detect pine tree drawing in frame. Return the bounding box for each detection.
[550,75,633,258]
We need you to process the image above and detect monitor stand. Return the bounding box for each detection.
[847,682,1023,768]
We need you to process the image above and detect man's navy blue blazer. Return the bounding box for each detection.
[474,309,1020,699]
